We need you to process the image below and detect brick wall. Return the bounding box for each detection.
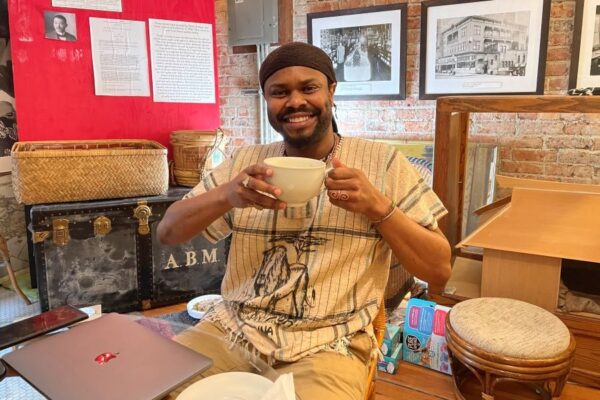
[216,0,598,184]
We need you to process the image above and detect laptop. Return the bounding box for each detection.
[3,313,212,400]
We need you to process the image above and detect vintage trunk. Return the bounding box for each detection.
[30,188,228,312]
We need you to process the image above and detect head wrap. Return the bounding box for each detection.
[259,42,337,91]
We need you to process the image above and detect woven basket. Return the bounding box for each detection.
[170,129,223,187]
[11,140,168,205]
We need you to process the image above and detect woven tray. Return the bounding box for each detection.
[12,140,168,205]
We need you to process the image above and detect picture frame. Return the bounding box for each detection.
[419,0,551,99]
[307,4,407,100]
[569,0,600,89]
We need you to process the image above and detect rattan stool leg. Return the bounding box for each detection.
[551,374,569,399]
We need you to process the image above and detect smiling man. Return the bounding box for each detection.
[158,42,451,400]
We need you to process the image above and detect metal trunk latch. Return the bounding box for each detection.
[133,201,152,235]
[32,231,50,244]
[52,219,70,246]
[93,216,112,237]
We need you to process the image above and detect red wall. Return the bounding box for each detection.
[9,0,219,149]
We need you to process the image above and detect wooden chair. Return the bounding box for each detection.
[0,233,31,305]
[365,301,386,400]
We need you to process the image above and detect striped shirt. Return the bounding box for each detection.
[184,137,446,362]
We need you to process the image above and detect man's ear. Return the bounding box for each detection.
[328,82,337,97]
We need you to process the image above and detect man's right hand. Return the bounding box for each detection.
[225,163,287,210]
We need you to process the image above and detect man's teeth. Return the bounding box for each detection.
[288,115,310,123]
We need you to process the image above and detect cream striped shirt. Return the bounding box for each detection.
[185,137,446,362]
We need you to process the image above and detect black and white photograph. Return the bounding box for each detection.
[308,4,407,100]
[44,10,77,42]
[570,0,600,89]
[435,12,530,78]
[0,37,16,173]
[594,5,600,75]
[319,24,392,83]
[420,0,550,99]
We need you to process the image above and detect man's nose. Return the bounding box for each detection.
[285,90,307,108]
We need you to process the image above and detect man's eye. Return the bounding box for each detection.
[270,89,287,97]
[304,85,318,93]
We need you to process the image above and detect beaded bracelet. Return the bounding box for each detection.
[371,201,397,227]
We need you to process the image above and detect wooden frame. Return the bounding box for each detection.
[307,4,407,100]
[569,0,600,89]
[432,95,600,251]
[419,0,551,99]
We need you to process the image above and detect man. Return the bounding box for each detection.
[158,42,451,400]
[46,14,76,42]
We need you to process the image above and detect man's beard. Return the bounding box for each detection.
[268,100,332,149]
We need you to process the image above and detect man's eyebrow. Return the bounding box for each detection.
[269,78,322,88]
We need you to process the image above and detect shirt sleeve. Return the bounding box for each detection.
[386,149,447,231]
[181,156,235,243]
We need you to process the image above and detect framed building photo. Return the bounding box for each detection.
[419,0,551,99]
[569,0,600,89]
[307,4,407,100]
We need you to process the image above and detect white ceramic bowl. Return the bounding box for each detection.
[187,294,222,319]
[264,156,327,207]
[176,371,273,400]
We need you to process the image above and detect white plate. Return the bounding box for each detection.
[186,294,222,319]
[176,371,273,400]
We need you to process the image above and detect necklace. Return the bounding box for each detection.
[282,133,343,164]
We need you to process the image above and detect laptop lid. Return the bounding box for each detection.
[3,313,212,400]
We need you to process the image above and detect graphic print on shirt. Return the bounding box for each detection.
[251,234,327,319]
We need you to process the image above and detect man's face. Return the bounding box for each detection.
[263,66,336,149]
[53,17,67,34]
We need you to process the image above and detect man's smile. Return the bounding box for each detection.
[281,112,316,129]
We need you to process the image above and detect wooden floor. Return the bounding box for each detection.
[143,304,600,399]
[375,361,600,400]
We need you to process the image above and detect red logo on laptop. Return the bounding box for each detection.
[94,352,118,365]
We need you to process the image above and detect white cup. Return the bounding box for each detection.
[264,156,330,207]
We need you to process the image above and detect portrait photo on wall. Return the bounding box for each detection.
[44,10,77,42]
[0,38,16,172]
[419,0,551,99]
[307,3,407,100]
[569,0,600,89]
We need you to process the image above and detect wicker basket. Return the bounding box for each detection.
[170,129,223,187]
[11,140,168,205]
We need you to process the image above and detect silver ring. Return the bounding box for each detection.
[241,176,250,189]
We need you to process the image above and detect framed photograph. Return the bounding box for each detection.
[419,0,551,99]
[307,4,407,100]
[569,0,600,89]
[0,38,15,173]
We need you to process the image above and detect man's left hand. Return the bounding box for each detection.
[325,158,390,221]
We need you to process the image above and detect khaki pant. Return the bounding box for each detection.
[166,320,371,400]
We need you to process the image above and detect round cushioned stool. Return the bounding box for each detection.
[446,298,575,400]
